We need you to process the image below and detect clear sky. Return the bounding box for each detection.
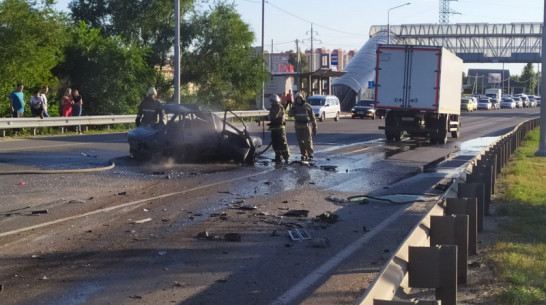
[55,0,544,75]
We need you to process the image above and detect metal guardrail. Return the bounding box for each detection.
[358,117,541,305]
[0,110,269,136]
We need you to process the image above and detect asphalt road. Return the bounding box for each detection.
[0,107,540,305]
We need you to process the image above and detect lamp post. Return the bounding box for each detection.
[536,0,546,156]
[388,2,411,44]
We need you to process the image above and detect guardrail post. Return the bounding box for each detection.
[374,300,440,305]
[458,183,484,232]
[446,197,478,255]
[467,164,492,216]
[430,215,469,284]
[409,245,457,305]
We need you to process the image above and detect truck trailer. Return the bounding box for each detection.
[375,45,463,144]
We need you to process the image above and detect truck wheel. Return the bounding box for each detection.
[451,128,460,138]
[334,112,340,121]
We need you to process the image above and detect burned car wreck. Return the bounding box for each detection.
[127,103,262,164]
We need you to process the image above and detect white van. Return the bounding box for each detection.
[306,95,341,122]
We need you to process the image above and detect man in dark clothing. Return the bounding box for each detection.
[136,87,164,127]
[265,94,290,163]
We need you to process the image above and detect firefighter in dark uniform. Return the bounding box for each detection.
[136,87,164,127]
[288,92,317,160]
[265,94,290,163]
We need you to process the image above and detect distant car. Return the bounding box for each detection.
[536,96,541,106]
[515,94,530,107]
[513,96,524,108]
[501,98,516,109]
[351,99,383,119]
[307,95,341,122]
[477,98,492,110]
[127,103,262,164]
[490,98,501,110]
[461,98,475,112]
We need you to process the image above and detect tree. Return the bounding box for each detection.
[54,23,155,115]
[182,2,269,109]
[520,63,537,94]
[0,0,68,117]
[288,51,308,73]
[69,0,194,69]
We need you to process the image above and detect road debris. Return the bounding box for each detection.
[288,228,311,241]
[283,210,309,217]
[31,210,48,215]
[315,212,339,223]
[18,181,25,185]
[326,196,347,204]
[158,251,167,256]
[132,218,152,224]
[347,195,369,204]
[118,191,127,195]
[129,295,142,299]
[320,165,338,171]
[68,199,86,204]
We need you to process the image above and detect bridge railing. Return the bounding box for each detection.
[0,110,269,137]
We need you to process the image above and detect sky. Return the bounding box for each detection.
[54,0,544,75]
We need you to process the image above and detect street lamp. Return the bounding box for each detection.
[388,2,411,44]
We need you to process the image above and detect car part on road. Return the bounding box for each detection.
[288,228,311,241]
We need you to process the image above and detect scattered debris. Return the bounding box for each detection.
[0,284,3,292]
[118,191,127,196]
[41,275,48,280]
[31,254,43,259]
[173,281,184,287]
[133,218,152,224]
[288,228,311,241]
[230,202,257,210]
[80,152,97,158]
[363,226,370,232]
[326,197,347,204]
[320,165,338,171]
[316,212,339,223]
[347,195,369,204]
[158,251,167,256]
[68,199,86,204]
[310,238,330,248]
[18,182,25,185]
[283,210,309,217]
[152,171,166,175]
[31,210,48,215]
[216,279,228,283]
[224,233,241,242]
[129,295,142,299]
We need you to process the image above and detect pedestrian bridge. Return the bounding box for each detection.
[370,23,542,63]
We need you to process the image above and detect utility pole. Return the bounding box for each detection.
[536,0,546,156]
[259,0,265,109]
[174,0,180,104]
[295,39,301,91]
[270,39,273,72]
[306,24,319,72]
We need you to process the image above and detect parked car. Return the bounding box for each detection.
[536,96,541,106]
[490,98,501,110]
[501,98,516,109]
[127,103,262,164]
[477,98,492,110]
[351,99,380,119]
[512,96,524,108]
[307,95,341,122]
[461,98,475,112]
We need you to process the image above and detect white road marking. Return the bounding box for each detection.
[0,170,270,238]
[268,204,411,305]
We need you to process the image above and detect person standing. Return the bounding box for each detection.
[288,92,317,161]
[72,89,83,133]
[61,88,73,117]
[285,89,293,110]
[9,83,25,135]
[40,86,50,118]
[136,87,164,127]
[30,90,45,119]
[264,94,290,163]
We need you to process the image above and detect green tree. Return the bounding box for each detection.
[0,0,68,117]
[520,63,537,94]
[182,2,268,109]
[69,0,194,69]
[54,23,154,115]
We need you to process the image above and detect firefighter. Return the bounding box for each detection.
[265,94,290,163]
[288,92,317,161]
[136,87,164,127]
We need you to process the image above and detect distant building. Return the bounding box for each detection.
[263,48,358,74]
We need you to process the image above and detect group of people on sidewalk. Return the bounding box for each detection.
[264,91,317,163]
[8,83,84,134]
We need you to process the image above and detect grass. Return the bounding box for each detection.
[491,129,546,305]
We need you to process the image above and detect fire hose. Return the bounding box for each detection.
[254,117,272,156]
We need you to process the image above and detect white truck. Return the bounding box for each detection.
[485,88,502,101]
[375,45,463,144]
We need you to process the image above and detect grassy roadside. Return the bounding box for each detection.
[491,128,546,305]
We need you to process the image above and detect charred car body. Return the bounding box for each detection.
[127,103,262,164]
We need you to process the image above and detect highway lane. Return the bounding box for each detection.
[0,107,540,305]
